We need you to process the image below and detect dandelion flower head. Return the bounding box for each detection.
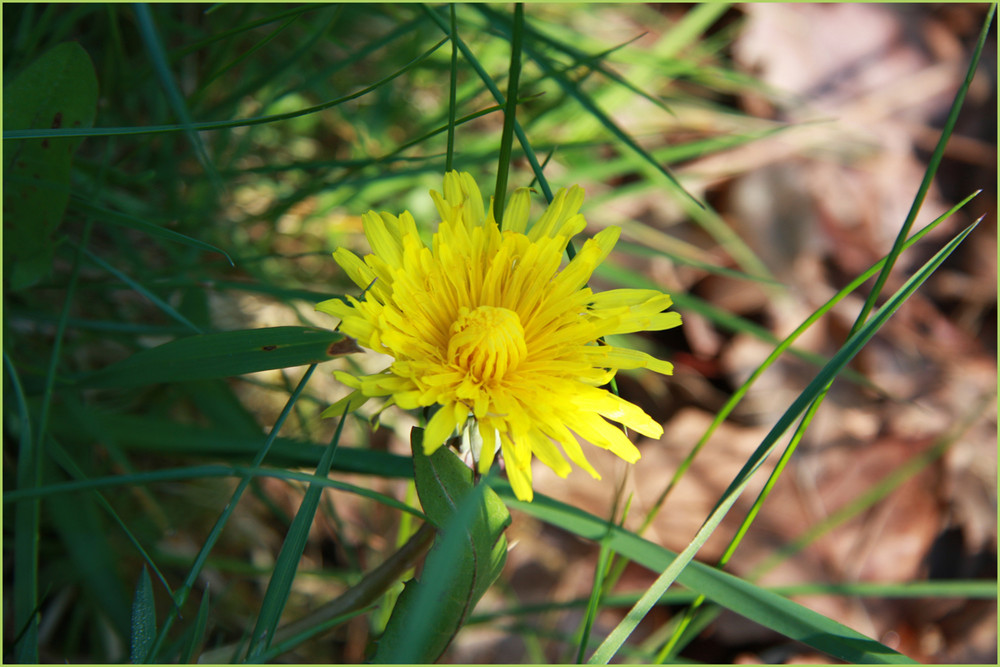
[318,171,681,501]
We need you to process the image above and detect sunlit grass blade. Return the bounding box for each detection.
[586,219,977,663]
[421,3,555,203]
[854,3,994,331]
[639,191,979,535]
[755,390,994,579]
[650,13,995,656]
[477,5,703,210]
[246,408,349,661]
[495,481,916,664]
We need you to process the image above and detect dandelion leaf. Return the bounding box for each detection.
[372,428,510,663]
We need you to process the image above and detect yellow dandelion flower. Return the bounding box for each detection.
[318,171,681,502]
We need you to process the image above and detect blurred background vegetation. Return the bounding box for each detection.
[3,3,995,663]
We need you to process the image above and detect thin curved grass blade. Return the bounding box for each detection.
[245,409,349,661]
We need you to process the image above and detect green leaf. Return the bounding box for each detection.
[372,429,510,663]
[79,326,360,388]
[3,41,98,289]
[130,566,157,664]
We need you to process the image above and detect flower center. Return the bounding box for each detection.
[447,306,527,383]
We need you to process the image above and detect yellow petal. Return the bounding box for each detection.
[424,405,461,454]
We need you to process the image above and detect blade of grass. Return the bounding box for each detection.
[493,2,524,227]
[198,524,437,664]
[469,578,997,625]
[245,406,349,660]
[130,567,157,664]
[478,4,702,211]
[147,364,317,659]
[6,351,39,663]
[587,219,977,664]
[657,386,994,662]
[421,3,554,203]
[653,11,995,656]
[72,197,234,266]
[132,3,223,193]
[179,587,211,664]
[10,218,94,661]
[45,411,414,478]
[45,439,176,606]
[495,480,916,665]
[82,246,203,334]
[445,3,458,172]
[640,191,977,536]
[3,464,426,520]
[3,36,449,141]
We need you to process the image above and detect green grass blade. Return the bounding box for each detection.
[246,408,349,660]
[6,351,39,663]
[638,191,978,534]
[45,411,413,478]
[180,587,211,664]
[478,5,702,210]
[82,246,203,334]
[445,3,458,172]
[148,364,318,657]
[753,391,994,579]
[496,483,916,665]
[853,3,994,329]
[586,219,978,663]
[421,3,555,203]
[4,463,426,521]
[130,567,157,664]
[132,3,223,193]
[73,197,234,265]
[79,326,358,388]
[2,36,449,141]
[10,221,95,661]
[493,2,524,227]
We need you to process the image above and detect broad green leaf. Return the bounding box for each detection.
[372,429,510,663]
[3,41,98,289]
[79,326,359,388]
[130,567,157,664]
